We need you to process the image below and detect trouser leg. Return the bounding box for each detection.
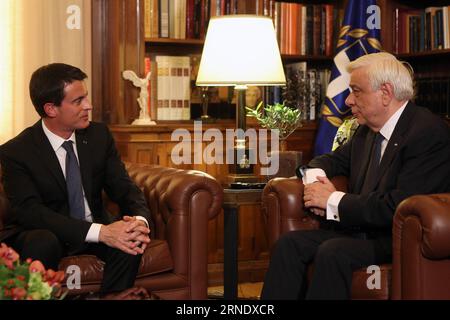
[261,229,344,300]
[306,237,377,300]
[8,229,64,270]
[84,243,142,293]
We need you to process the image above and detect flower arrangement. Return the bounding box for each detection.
[0,243,66,300]
[246,102,302,141]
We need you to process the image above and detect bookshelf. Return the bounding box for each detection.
[91,0,342,124]
[379,0,450,119]
[91,0,450,124]
[145,38,205,45]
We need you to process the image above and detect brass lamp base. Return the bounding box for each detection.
[226,147,258,184]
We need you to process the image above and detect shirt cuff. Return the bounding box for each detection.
[135,216,149,228]
[326,191,346,222]
[85,223,102,243]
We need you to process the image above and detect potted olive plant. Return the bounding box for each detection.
[246,102,303,179]
[246,102,302,151]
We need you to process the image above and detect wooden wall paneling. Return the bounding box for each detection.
[123,0,145,124]
[378,0,394,53]
[105,0,122,123]
[91,0,106,122]
[91,0,144,124]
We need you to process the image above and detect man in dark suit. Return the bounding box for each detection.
[0,63,153,293]
[261,52,450,299]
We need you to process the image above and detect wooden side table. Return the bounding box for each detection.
[222,188,263,300]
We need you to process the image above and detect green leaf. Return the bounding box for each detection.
[246,102,302,140]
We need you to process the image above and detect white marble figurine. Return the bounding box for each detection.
[122,70,156,125]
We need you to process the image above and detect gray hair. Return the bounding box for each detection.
[346,52,414,101]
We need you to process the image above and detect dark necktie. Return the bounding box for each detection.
[62,141,85,220]
[361,132,384,195]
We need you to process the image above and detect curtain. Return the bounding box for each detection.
[0,0,92,144]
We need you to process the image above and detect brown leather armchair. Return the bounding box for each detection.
[262,176,390,299]
[393,193,450,299]
[262,176,450,300]
[1,163,223,300]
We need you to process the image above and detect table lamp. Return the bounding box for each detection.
[196,15,286,182]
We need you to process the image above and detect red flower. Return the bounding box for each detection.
[16,275,25,282]
[11,287,27,300]
[0,243,19,269]
[44,269,65,286]
[0,243,66,300]
[3,289,11,298]
[28,260,45,274]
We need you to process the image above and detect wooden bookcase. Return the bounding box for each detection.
[380,0,450,118]
[91,0,450,124]
[91,0,449,286]
[91,0,343,124]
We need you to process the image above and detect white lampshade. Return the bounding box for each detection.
[196,15,286,87]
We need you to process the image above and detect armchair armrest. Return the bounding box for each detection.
[262,177,316,249]
[262,175,348,249]
[394,193,450,260]
[126,164,223,299]
[392,193,450,299]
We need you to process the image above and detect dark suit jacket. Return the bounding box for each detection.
[0,121,152,251]
[309,103,450,256]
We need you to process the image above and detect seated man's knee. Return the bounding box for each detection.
[275,231,299,250]
[108,246,142,263]
[19,230,63,269]
[315,238,347,262]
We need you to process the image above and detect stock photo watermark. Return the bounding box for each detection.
[66,4,81,30]
[366,265,381,290]
[366,5,381,30]
[65,265,81,290]
[170,121,281,176]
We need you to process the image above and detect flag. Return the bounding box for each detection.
[313,0,382,156]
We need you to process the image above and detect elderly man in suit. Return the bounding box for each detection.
[261,52,450,299]
[0,63,153,293]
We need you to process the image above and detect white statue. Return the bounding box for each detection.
[122,70,156,125]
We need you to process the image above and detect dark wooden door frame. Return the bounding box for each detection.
[91,0,145,124]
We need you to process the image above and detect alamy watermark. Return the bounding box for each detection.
[66,5,81,30]
[65,265,81,290]
[170,121,280,176]
[366,265,381,290]
[366,5,381,30]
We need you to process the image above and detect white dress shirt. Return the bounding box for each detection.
[325,101,408,221]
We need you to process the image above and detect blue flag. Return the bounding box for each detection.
[314,0,382,156]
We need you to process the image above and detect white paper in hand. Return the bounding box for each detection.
[302,168,327,184]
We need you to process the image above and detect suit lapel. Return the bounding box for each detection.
[373,102,416,190]
[31,122,67,193]
[75,129,93,207]
[354,129,376,193]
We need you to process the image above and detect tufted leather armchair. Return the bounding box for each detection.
[393,193,450,299]
[1,163,223,300]
[262,176,450,300]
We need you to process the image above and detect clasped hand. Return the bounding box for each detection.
[303,176,336,217]
[99,216,151,255]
